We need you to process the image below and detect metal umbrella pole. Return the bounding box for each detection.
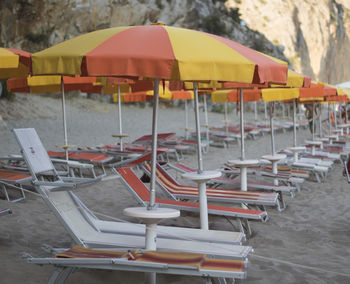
[254,101,258,121]
[270,102,275,155]
[312,101,315,141]
[240,89,245,160]
[61,79,69,161]
[203,93,210,151]
[124,78,180,284]
[117,85,124,151]
[293,99,297,147]
[328,102,332,134]
[224,101,229,136]
[148,78,160,209]
[264,101,268,120]
[318,104,323,138]
[184,99,189,139]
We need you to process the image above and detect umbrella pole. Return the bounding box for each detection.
[194,84,203,173]
[203,94,210,151]
[334,103,338,130]
[148,78,160,209]
[61,79,68,161]
[184,99,189,139]
[270,102,275,155]
[293,99,297,147]
[254,101,258,121]
[193,82,210,230]
[312,102,315,141]
[117,85,124,151]
[240,88,245,160]
[224,102,228,136]
[319,104,323,138]
[264,102,268,120]
[328,102,332,134]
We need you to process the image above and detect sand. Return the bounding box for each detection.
[1,93,350,283]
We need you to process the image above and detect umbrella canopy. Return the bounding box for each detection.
[31,25,287,84]
[30,24,289,235]
[0,48,31,79]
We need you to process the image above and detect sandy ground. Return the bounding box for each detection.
[1,93,350,283]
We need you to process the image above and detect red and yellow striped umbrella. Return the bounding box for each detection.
[32,25,287,84]
[0,48,31,79]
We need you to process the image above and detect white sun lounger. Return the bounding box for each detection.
[24,245,247,284]
[13,128,252,260]
[114,166,268,237]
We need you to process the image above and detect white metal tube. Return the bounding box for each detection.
[328,102,332,134]
[240,166,247,191]
[148,79,160,209]
[145,223,157,284]
[312,102,315,141]
[145,223,157,250]
[254,101,258,121]
[264,101,267,119]
[224,102,228,136]
[272,161,278,186]
[198,182,209,230]
[184,99,189,139]
[117,85,124,151]
[319,104,323,138]
[270,102,275,155]
[334,103,338,130]
[203,94,210,150]
[293,99,297,147]
[61,79,68,161]
[239,88,245,160]
[193,83,203,173]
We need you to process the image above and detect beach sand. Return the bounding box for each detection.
[1,93,350,283]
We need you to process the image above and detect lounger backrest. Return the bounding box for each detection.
[174,163,196,173]
[13,128,56,176]
[143,163,181,193]
[132,133,176,144]
[115,167,150,203]
[35,186,101,246]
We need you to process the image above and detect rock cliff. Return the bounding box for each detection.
[0,0,349,84]
[0,0,287,64]
[226,0,350,84]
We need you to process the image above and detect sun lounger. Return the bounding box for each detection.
[114,166,268,236]
[48,151,113,177]
[13,128,252,260]
[132,132,176,145]
[142,163,284,211]
[25,245,247,284]
[168,162,297,197]
[0,169,31,202]
[0,208,12,216]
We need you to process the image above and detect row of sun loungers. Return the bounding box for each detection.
[14,128,252,283]
[3,125,349,283]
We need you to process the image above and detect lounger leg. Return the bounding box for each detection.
[56,267,74,284]
[203,277,213,284]
[48,267,74,284]
[237,218,252,238]
[211,277,228,284]
[1,184,10,201]
[276,192,286,212]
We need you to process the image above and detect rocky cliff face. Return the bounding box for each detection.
[0,0,287,63]
[0,0,349,84]
[226,0,350,84]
